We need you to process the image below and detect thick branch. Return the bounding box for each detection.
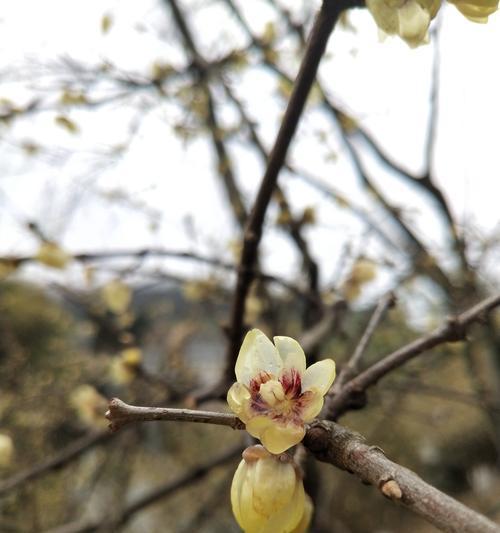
[304,421,500,533]
[326,292,500,418]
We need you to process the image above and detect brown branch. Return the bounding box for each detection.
[164,0,248,229]
[0,430,113,497]
[304,421,500,533]
[8,246,316,303]
[332,291,396,391]
[105,397,245,432]
[298,299,348,354]
[325,292,500,419]
[104,399,499,533]
[222,0,361,385]
[45,444,242,533]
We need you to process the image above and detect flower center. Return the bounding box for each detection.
[259,380,286,406]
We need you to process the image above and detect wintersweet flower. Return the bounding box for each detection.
[231,445,306,533]
[366,0,441,47]
[448,0,499,22]
[227,329,335,454]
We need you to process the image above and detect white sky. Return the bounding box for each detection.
[0,0,499,304]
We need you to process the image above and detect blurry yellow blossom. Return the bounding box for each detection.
[231,445,306,533]
[109,347,142,385]
[367,0,497,46]
[342,259,377,302]
[0,434,14,467]
[227,329,335,454]
[101,279,131,314]
[448,0,499,22]
[366,0,440,47]
[70,385,108,428]
[36,242,71,269]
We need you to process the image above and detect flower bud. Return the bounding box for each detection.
[231,445,306,533]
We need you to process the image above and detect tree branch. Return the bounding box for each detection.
[0,430,113,498]
[45,444,242,533]
[105,397,245,432]
[326,292,500,418]
[332,291,396,391]
[222,0,361,385]
[304,421,500,533]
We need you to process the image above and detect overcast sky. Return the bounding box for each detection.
[0,0,499,303]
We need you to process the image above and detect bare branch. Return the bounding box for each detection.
[304,421,500,533]
[0,430,112,498]
[45,444,242,533]
[105,398,245,432]
[326,292,500,418]
[333,291,396,391]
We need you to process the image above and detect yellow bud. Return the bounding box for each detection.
[36,242,71,269]
[366,0,441,46]
[231,445,305,533]
[70,385,108,429]
[110,359,133,385]
[291,495,313,533]
[447,0,498,22]
[121,347,142,367]
[0,434,14,467]
[101,279,131,314]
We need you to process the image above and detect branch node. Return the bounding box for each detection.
[105,397,131,432]
[445,316,467,342]
[380,479,403,500]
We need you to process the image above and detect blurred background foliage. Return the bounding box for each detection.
[1,276,499,532]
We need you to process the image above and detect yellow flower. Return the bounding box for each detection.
[231,445,306,533]
[35,242,71,269]
[290,495,313,533]
[70,384,109,429]
[447,0,499,22]
[366,0,441,47]
[109,347,142,385]
[227,329,335,454]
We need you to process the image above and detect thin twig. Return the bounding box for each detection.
[0,430,113,498]
[325,292,500,419]
[105,397,245,432]
[45,444,242,533]
[333,291,396,391]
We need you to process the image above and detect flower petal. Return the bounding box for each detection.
[230,459,247,528]
[299,390,324,423]
[245,415,275,440]
[260,421,305,454]
[253,457,296,516]
[274,336,306,375]
[247,416,305,453]
[301,359,336,395]
[227,382,251,422]
[261,476,305,533]
[290,494,313,533]
[235,329,282,385]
